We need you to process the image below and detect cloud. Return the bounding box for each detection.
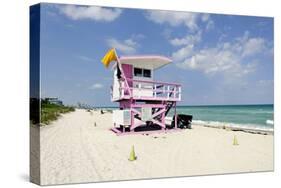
[106,38,137,54]
[106,34,144,54]
[58,5,122,22]
[145,10,212,32]
[258,79,273,86]
[169,31,201,46]
[76,55,93,62]
[130,33,146,40]
[176,31,271,77]
[230,31,266,58]
[172,44,194,61]
[201,14,214,31]
[242,38,265,57]
[89,83,104,90]
[177,46,255,77]
[205,19,215,31]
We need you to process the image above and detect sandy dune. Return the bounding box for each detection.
[39,109,273,185]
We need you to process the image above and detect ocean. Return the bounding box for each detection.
[101,104,274,132]
[168,104,274,132]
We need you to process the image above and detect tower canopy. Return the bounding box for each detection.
[119,55,172,70]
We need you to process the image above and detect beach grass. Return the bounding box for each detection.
[41,102,75,125]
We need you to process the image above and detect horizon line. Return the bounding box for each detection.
[71,103,274,108]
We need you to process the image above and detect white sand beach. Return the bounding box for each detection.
[38,109,273,185]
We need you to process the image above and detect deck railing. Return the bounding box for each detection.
[112,78,181,101]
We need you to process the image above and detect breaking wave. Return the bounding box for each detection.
[191,119,274,133]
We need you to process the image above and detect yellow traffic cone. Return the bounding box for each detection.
[128,145,137,161]
[233,135,239,146]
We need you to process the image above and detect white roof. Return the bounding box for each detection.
[119,55,172,70]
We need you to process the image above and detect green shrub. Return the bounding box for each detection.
[40,103,75,125]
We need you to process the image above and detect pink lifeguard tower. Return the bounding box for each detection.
[105,50,182,135]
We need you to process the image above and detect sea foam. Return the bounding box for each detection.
[266,120,274,125]
[191,119,273,134]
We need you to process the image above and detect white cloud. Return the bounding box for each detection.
[58,5,122,22]
[106,37,139,54]
[89,83,104,90]
[233,31,268,58]
[258,79,273,86]
[131,33,146,40]
[76,55,93,62]
[201,14,214,31]
[242,38,265,57]
[205,19,215,31]
[176,31,270,77]
[146,11,203,31]
[172,44,194,61]
[123,39,137,47]
[177,47,247,76]
[162,28,172,39]
[169,31,201,46]
[201,14,210,22]
[146,10,213,32]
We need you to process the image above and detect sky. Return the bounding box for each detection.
[40,3,274,107]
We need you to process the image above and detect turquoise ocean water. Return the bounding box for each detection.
[168,104,274,132]
[102,104,274,132]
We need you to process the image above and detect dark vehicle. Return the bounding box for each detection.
[171,114,193,129]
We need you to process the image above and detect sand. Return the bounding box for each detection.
[38,109,274,185]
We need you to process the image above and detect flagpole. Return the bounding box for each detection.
[114,48,132,96]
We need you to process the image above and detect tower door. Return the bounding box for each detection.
[112,69,121,100]
[122,64,133,87]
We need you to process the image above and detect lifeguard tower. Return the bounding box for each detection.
[102,49,183,135]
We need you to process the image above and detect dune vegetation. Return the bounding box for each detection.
[41,101,75,125]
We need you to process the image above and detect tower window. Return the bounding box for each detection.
[143,69,151,78]
[134,68,142,77]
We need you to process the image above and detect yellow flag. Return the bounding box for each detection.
[101,48,117,68]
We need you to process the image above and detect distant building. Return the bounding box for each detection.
[44,97,63,106]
